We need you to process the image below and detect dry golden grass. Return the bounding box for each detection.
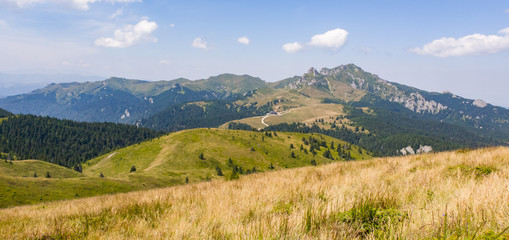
[1,147,509,239]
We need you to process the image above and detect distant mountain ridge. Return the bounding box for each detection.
[0,74,267,123]
[1,64,508,155]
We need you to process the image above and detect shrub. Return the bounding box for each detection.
[334,194,407,237]
[215,166,223,176]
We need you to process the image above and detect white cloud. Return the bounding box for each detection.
[159,60,170,65]
[308,28,348,49]
[192,38,207,49]
[94,19,158,48]
[410,28,509,57]
[282,42,303,53]
[237,36,249,45]
[5,0,141,11]
[169,23,175,28]
[109,8,123,19]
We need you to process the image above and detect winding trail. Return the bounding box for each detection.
[260,109,292,127]
[261,115,270,127]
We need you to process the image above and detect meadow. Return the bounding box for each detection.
[0,147,507,239]
[0,129,369,208]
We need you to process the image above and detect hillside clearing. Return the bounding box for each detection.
[1,147,508,239]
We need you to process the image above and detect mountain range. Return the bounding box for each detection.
[1,64,508,156]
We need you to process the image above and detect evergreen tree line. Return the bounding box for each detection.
[0,108,13,118]
[0,115,163,168]
[301,136,356,160]
[265,106,497,157]
[141,100,272,132]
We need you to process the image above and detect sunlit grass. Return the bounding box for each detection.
[1,147,508,239]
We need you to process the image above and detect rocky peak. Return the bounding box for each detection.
[319,65,345,76]
[473,99,488,108]
[288,67,329,90]
[307,67,319,77]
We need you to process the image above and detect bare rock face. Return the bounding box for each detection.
[400,145,432,155]
[288,67,329,90]
[473,99,488,108]
[120,109,130,119]
[400,146,415,155]
[416,145,433,154]
[390,92,448,114]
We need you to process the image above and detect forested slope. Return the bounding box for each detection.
[0,115,163,168]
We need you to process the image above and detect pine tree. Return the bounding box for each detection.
[130,165,136,173]
[311,159,317,166]
[268,163,275,170]
[228,169,239,180]
[45,171,51,178]
[323,149,333,159]
[100,172,104,178]
[289,143,294,149]
[215,166,224,176]
[290,151,296,158]
[185,177,189,184]
[73,163,82,173]
[33,172,37,178]
[199,153,205,160]
[250,147,255,151]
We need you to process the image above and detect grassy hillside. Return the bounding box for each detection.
[0,159,82,178]
[0,160,144,208]
[83,128,370,183]
[1,147,507,239]
[0,129,369,208]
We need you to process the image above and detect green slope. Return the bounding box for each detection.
[0,160,142,208]
[0,160,82,178]
[0,129,370,208]
[84,129,371,182]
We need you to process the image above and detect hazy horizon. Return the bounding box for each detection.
[0,1,508,107]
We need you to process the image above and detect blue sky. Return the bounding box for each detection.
[0,0,508,107]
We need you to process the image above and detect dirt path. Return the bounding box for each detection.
[144,141,178,172]
[261,115,270,127]
[260,109,292,127]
